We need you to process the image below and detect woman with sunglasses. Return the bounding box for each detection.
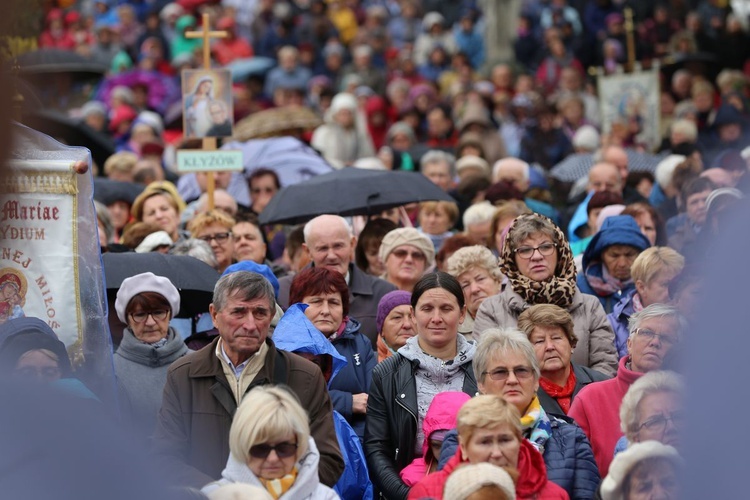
[473,213,619,377]
[438,328,599,500]
[378,228,436,292]
[203,385,338,499]
[114,272,189,437]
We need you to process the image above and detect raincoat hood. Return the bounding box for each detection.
[582,215,651,271]
[272,304,347,386]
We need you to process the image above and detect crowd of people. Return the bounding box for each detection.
[5,0,750,498]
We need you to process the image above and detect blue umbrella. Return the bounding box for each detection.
[227,56,276,83]
[222,136,335,187]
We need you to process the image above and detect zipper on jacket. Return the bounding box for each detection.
[394,447,399,462]
[396,397,418,425]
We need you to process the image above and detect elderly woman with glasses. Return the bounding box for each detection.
[517,304,610,416]
[616,370,683,455]
[438,328,599,499]
[473,213,619,377]
[202,385,338,500]
[379,228,436,292]
[114,272,189,436]
[411,394,569,500]
[445,245,503,341]
[569,304,686,478]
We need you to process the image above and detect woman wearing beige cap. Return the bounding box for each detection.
[379,228,435,292]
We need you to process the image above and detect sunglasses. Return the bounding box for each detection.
[249,441,298,460]
[391,248,426,261]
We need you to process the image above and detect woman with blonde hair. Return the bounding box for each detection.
[202,385,338,500]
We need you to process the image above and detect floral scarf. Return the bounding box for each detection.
[259,467,298,499]
[501,213,577,309]
[521,396,553,453]
[539,368,577,414]
[584,262,633,297]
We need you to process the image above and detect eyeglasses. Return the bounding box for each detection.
[391,248,426,261]
[482,366,534,381]
[638,411,684,432]
[129,310,169,323]
[249,441,298,459]
[198,232,232,244]
[514,243,557,259]
[635,328,679,347]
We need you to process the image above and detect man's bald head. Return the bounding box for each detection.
[197,189,238,217]
[601,145,629,181]
[492,157,530,191]
[588,162,623,194]
[302,214,356,276]
[701,168,735,188]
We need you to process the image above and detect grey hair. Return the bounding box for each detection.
[303,214,353,243]
[473,327,541,385]
[169,238,218,268]
[627,303,688,339]
[94,200,114,243]
[507,216,560,251]
[445,245,502,282]
[386,121,416,144]
[462,201,498,229]
[420,150,456,178]
[213,271,276,312]
[620,370,684,439]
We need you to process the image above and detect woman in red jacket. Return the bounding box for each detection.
[408,395,568,500]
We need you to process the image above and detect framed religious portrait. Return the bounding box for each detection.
[181,69,233,139]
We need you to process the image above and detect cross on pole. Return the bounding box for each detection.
[184,13,228,210]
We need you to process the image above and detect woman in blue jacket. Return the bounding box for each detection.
[273,303,374,500]
[289,267,377,440]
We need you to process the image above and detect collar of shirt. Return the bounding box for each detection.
[216,339,251,379]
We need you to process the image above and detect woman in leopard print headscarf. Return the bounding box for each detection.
[472,213,619,377]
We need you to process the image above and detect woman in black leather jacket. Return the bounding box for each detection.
[364,272,478,499]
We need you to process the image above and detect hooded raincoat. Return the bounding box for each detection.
[273,304,374,500]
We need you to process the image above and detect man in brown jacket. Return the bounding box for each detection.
[152,271,344,489]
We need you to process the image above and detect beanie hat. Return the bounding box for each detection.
[443,463,516,500]
[135,231,173,253]
[456,155,491,178]
[222,261,279,298]
[379,228,436,267]
[376,290,412,332]
[115,272,181,324]
[600,441,682,500]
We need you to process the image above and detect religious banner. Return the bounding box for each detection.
[1,123,114,399]
[597,69,661,151]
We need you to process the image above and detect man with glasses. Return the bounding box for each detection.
[569,304,686,477]
[152,271,344,489]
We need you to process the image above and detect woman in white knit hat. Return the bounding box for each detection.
[443,462,516,500]
[379,227,436,292]
[113,272,189,437]
[600,441,682,500]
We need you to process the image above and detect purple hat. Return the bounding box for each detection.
[376,290,412,333]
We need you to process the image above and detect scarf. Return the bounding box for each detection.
[520,396,552,453]
[328,316,349,342]
[377,335,395,363]
[539,368,577,414]
[501,213,577,309]
[584,262,633,297]
[259,467,298,499]
[631,292,644,313]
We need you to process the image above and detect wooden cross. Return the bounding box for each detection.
[184,13,228,210]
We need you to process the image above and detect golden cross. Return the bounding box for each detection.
[185,13,228,70]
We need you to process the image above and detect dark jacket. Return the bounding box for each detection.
[537,363,611,417]
[277,263,397,349]
[151,337,344,489]
[329,318,377,439]
[364,353,477,500]
[439,415,600,499]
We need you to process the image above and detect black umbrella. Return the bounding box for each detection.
[259,167,456,225]
[20,109,115,168]
[12,48,108,77]
[102,253,219,318]
[93,178,145,206]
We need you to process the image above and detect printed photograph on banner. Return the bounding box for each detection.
[182,69,233,139]
[597,70,660,151]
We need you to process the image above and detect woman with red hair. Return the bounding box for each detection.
[289,267,376,441]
